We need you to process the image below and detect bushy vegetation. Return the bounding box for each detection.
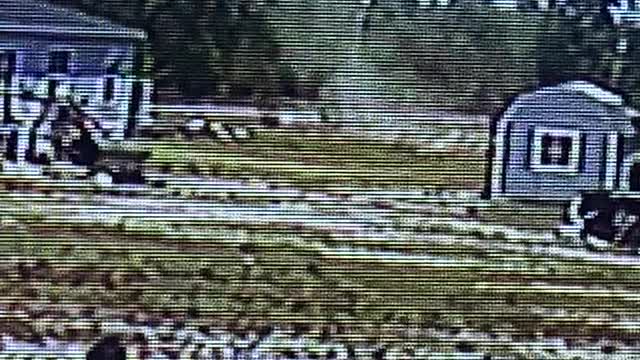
[50,0,633,114]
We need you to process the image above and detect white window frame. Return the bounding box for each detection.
[531,127,581,174]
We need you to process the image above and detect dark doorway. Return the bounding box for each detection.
[48,80,58,102]
[2,51,15,124]
[615,133,624,190]
[127,81,143,138]
[630,163,640,191]
[6,129,17,162]
[599,135,609,187]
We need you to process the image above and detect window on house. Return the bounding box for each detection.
[49,51,69,74]
[0,52,15,74]
[630,0,636,11]
[540,133,572,166]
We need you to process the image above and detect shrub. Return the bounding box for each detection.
[493,231,507,241]
[426,222,454,234]
[116,218,126,233]
[455,341,476,353]
[188,161,200,175]
[199,267,215,281]
[470,229,486,240]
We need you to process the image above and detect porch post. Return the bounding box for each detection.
[605,132,618,190]
[15,125,28,167]
[491,119,509,196]
[620,154,634,192]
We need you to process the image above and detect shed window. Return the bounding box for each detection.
[49,51,69,74]
[531,128,580,173]
[540,134,572,166]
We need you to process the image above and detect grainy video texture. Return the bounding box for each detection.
[0,0,639,358]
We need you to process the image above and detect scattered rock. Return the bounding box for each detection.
[232,126,250,140]
[185,118,205,134]
[93,171,113,187]
[585,235,613,252]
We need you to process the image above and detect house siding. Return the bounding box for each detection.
[0,35,134,77]
[0,34,141,139]
[499,88,636,198]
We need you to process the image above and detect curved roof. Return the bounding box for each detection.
[558,80,625,107]
[502,80,636,120]
[0,0,146,39]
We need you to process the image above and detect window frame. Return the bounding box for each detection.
[531,127,581,174]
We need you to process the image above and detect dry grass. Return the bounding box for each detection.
[0,192,637,348]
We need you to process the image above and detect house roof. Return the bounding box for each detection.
[0,0,146,40]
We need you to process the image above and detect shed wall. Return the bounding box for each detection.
[499,89,637,198]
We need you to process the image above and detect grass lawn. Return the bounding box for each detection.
[2,122,626,357]
[128,124,487,192]
[0,192,639,351]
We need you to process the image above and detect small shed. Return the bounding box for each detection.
[486,80,640,200]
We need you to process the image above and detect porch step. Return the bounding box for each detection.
[557,223,583,240]
[585,234,613,252]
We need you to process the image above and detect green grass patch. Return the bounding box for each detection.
[140,124,487,191]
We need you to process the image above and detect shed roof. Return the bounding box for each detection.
[507,80,637,118]
[0,0,146,40]
[558,80,625,107]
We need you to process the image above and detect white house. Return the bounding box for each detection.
[0,0,153,170]
[609,0,640,26]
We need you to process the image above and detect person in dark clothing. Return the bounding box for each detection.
[372,346,385,360]
[71,128,99,166]
[86,335,126,360]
